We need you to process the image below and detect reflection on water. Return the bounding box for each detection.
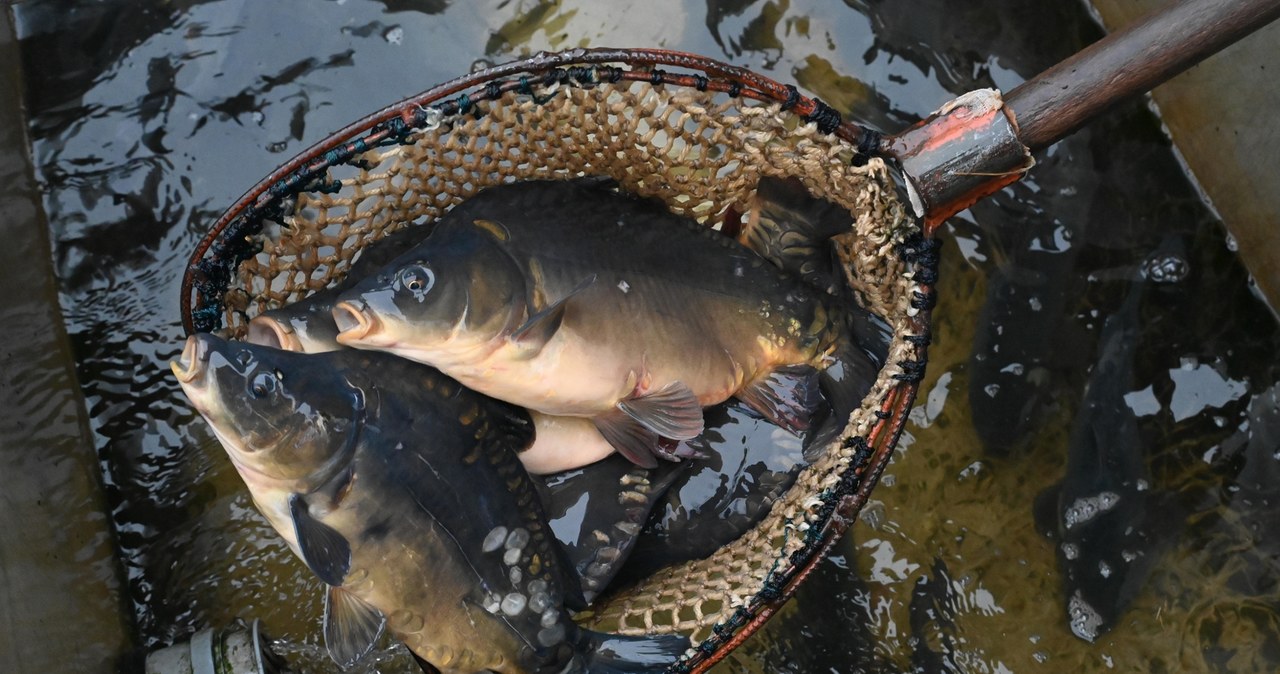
[13,0,1280,670]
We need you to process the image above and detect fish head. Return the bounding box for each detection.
[247,311,306,352]
[331,232,526,357]
[171,333,365,486]
[247,299,343,354]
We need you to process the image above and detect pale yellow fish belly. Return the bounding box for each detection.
[521,412,616,474]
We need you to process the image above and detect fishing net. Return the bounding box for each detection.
[181,47,937,673]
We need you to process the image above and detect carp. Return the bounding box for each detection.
[333,178,879,467]
[172,334,688,672]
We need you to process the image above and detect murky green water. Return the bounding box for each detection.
[10,0,1280,671]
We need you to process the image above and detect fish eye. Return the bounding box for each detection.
[398,264,434,294]
[249,371,278,399]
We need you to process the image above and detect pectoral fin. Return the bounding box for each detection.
[323,585,386,667]
[593,411,661,469]
[736,365,824,435]
[617,381,705,440]
[510,274,597,358]
[290,494,351,587]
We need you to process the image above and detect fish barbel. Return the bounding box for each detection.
[333,178,878,467]
[171,334,688,672]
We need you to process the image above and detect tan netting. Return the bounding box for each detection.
[211,77,924,664]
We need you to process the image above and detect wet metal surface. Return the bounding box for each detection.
[8,0,1280,671]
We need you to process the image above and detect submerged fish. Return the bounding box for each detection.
[967,242,1087,457]
[333,178,879,467]
[1033,280,1180,642]
[620,400,815,581]
[537,455,687,602]
[1229,382,1280,552]
[172,334,688,672]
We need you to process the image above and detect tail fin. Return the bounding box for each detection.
[565,458,689,604]
[739,176,852,296]
[582,631,691,673]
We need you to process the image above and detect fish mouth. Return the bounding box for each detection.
[246,315,302,352]
[333,301,376,344]
[169,334,208,384]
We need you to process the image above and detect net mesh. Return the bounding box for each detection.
[202,71,927,669]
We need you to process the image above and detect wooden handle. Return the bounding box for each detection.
[1006,0,1280,151]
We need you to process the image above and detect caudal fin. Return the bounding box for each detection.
[582,631,691,673]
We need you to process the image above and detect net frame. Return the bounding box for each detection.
[179,47,938,673]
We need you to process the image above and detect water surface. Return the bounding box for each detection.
[12,0,1279,670]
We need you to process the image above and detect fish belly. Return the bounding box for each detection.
[457,334,641,417]
[510,317,782,419]
[523,413,616,474]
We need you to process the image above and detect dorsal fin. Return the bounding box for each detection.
[471,218,511,242]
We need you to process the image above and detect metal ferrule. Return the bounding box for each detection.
[885,89,1034,235]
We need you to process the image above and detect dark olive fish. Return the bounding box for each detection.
[247,290,344,354]
[172,335,688,672]
[247,306,618,475]
[1033,279,1181,642]
[963,135,1109,457]
[333,178,878,468]
[906,558,964,673]
[243,218,624,476]
[1228,382,1280,552]
[241,318,674,604]
[246,305,619,476]
[966,226,1087,457]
